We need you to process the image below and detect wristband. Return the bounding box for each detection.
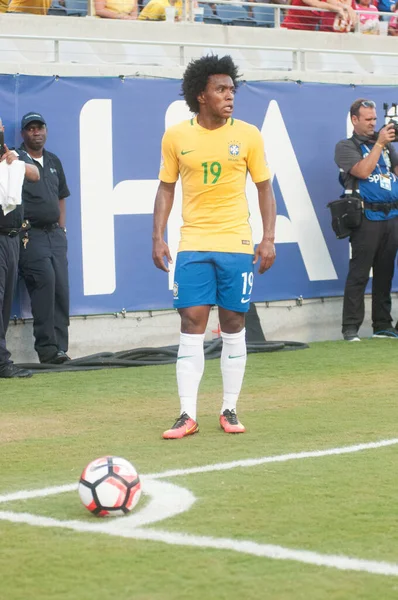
[376,142,384,149]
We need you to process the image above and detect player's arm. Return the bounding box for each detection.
[152,181,176,272]
[254,179,276,274]
[247,127,276,274]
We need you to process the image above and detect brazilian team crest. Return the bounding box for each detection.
[228,141,241,157]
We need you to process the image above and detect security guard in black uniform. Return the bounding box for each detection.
[0,135,40,378]
[18,112,71,364]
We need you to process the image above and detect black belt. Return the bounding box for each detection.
[0,228,21,237]
[364,201,398,214]
[0,221,30,237]
[30,222,59,231]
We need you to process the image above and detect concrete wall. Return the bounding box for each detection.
[8,295,398,363]
[0,13,397,83]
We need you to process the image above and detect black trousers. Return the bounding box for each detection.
[0,235,19,366]
[19,226,70,362]
[342,216,398,333]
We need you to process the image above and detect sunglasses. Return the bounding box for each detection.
[360,100,376,108]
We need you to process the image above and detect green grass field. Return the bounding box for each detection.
[1,340,398,600]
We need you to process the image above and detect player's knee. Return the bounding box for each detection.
[179,309,208,334]
[219,311,245,334]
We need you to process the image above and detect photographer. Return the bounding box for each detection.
[335,98,398,341]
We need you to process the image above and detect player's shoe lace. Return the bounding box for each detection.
[222,409,239,425]
[170,412,192,429]
[220,409,246,434]
[162,412,199,439]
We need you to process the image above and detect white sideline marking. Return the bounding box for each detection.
[1,437,397,504]
[144,437,398,480]
[1,438,398,578]
[1,512,398,578]
[0,483,77,504]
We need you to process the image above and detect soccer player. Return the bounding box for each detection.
[152,55,276,439]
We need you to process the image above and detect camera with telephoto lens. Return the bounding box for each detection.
[383,103,398,141]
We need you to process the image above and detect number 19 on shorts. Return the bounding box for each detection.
[241,271,253,303]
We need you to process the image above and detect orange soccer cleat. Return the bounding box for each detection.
[220,409,246,434]
[162,412,199,440]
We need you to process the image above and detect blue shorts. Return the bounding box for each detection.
[173,251,254,313]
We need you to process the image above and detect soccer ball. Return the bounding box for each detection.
[78,456,141,517]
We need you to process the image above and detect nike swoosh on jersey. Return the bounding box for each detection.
[181,150,195,155]
[177,355,195,360]
[228,354,246,359]
[241,298,251,303]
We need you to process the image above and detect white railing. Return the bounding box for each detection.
[0,32,395,68]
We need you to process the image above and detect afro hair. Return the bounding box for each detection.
[181,54,241,114]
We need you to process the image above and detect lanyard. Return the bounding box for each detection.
[363,144,390,177]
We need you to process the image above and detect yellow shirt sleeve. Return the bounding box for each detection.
[138,0,166,19]
[246,126,270,183]
[159,129,179,183]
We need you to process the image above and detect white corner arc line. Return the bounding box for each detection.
[1,437,398,504]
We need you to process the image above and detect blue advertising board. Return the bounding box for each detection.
[2,75,397,316]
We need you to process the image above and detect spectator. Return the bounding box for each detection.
[282,0,353,30]
[94,0,137,19]
[319,0,356,31]
[335,99,398,342]
[0,133,39,379]
[7,0,51,14]
[377,0,395,12]
[138,0,181,20]
[388,0,398,33]
[355,0,379,33]
[18,112,72,364]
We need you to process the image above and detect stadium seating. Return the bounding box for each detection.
[64,0,88,16]
[48,1,68,15]
[216,3,256,25]
[252,3,275,27]
[201,3,223,24]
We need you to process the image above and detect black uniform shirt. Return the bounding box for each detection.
[0,150,35,229]
[18,145,70,225]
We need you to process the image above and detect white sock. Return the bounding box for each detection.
[220,328,247,414]
[176,332,205,421]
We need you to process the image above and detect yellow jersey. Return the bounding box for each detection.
[138,0,182,19]
[8,0,51,14]
[0,0,8,13]
[159,116,270,254]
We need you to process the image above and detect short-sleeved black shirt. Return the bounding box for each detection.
[0,150,35,229]
[18,145,70,225]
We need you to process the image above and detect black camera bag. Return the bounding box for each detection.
[327,195,363,239]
